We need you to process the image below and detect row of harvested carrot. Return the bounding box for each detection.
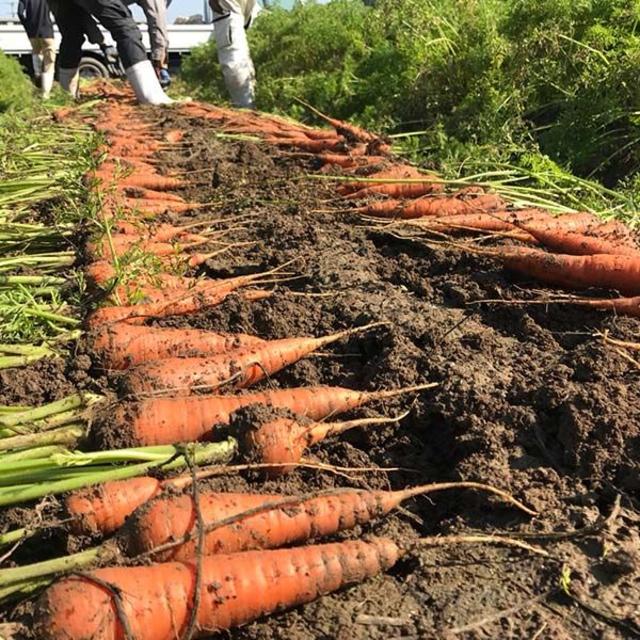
[180,98,640,317]
[31,97,460,639]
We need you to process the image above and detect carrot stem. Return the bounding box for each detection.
[0,439,237,507]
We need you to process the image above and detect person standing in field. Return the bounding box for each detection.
[45,0,172,105]
[17,0,56,99]
[209,0,260,109]
[124,0,172,87]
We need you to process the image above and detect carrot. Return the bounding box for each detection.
[317,153,388,169]
[125,482,534,561]
[65,466,228,536]
[553,294,640,318]
[511,219,640,256]
[491,246,640,295]
[264,136,347,153]
[357,193,505,219]
[399,208,552,240]
[297,98,380,143]
[85,270,277,328]
[121,187,186,203]
[92,173,187,191]
[92,383,437,447]
[90,323,266,370]
[87,235,209,261]
[240,413,403,477]
[113,221,202,242]
[121,323,383,396]
[34,538,399,640]
[65,476,162,536]
[344,179,443,200]
[120,197,197,212]
[164,129,185,143]
[336,165,427,195]
[85,260,207,290]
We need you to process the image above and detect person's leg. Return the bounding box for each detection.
[48,0,85,97]
[212,1,256,109]
[30,38,43,85]
[75,0,172,104]
[75,0,145,68]
[40,38,56,98]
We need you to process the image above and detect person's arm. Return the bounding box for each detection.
[17,0,28,29]
[138,0,168,64]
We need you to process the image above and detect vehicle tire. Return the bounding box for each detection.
[78,56,109,80]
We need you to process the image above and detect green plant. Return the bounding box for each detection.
[0,51,35,113]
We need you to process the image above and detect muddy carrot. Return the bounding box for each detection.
[240,413,404,477]
[92,383,437,447]
[548,294,640,318]
[357,193,504,218]
[34,538,399,640]
[85,270,278,328]
[120,188,186,203]
[65,467,230,536]
[65,476,163,535]
[491,246,640,295]
[121,323,383,396]
[124,481,534,561]
[317,153,388,169]
[91,173,188,192]
[511,219,640,256]
[90,323,266,370]
[297,98,380,143]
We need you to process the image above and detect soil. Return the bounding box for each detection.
[2,103,639,639]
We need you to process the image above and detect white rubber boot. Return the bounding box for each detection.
[214,12,256,109]
[41,67,55,99]
[125,60,173,106]
[31,53,43,77]
[58,68,80,99]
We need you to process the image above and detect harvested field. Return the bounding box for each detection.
[0,88,638,640]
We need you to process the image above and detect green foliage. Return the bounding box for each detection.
[182,0,640,214]
[0,51,35,114]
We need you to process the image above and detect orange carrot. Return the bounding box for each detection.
[85,271,275,328]
[93,383,436,447]
[297,99,380,143]
[121,323,382,396]
[317,153,388,169]
[121,187,186,203]
[85,260,206,290]
[345,179,443,200]
[264,136,347,153]
[113,222,201,242]
[120,198,197,214]
[92,173,187,191]
[512,219,640,256]
[336,164,427,195]
[87,234,208,261]
[90,323,266,370]
[357,193,505,219]
[125,482,534,561]
[551,294,640,318]
[491,246,640,295]
[240,414,402,477]
[164,129,185,143]
[34,538,399,640]
[65,476,163,535]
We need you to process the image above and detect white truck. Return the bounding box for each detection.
[0,19,213,79]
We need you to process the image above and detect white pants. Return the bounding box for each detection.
[30,37,56,97]
[211,0,258,109]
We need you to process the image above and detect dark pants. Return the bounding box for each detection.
[48,0,146,69]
